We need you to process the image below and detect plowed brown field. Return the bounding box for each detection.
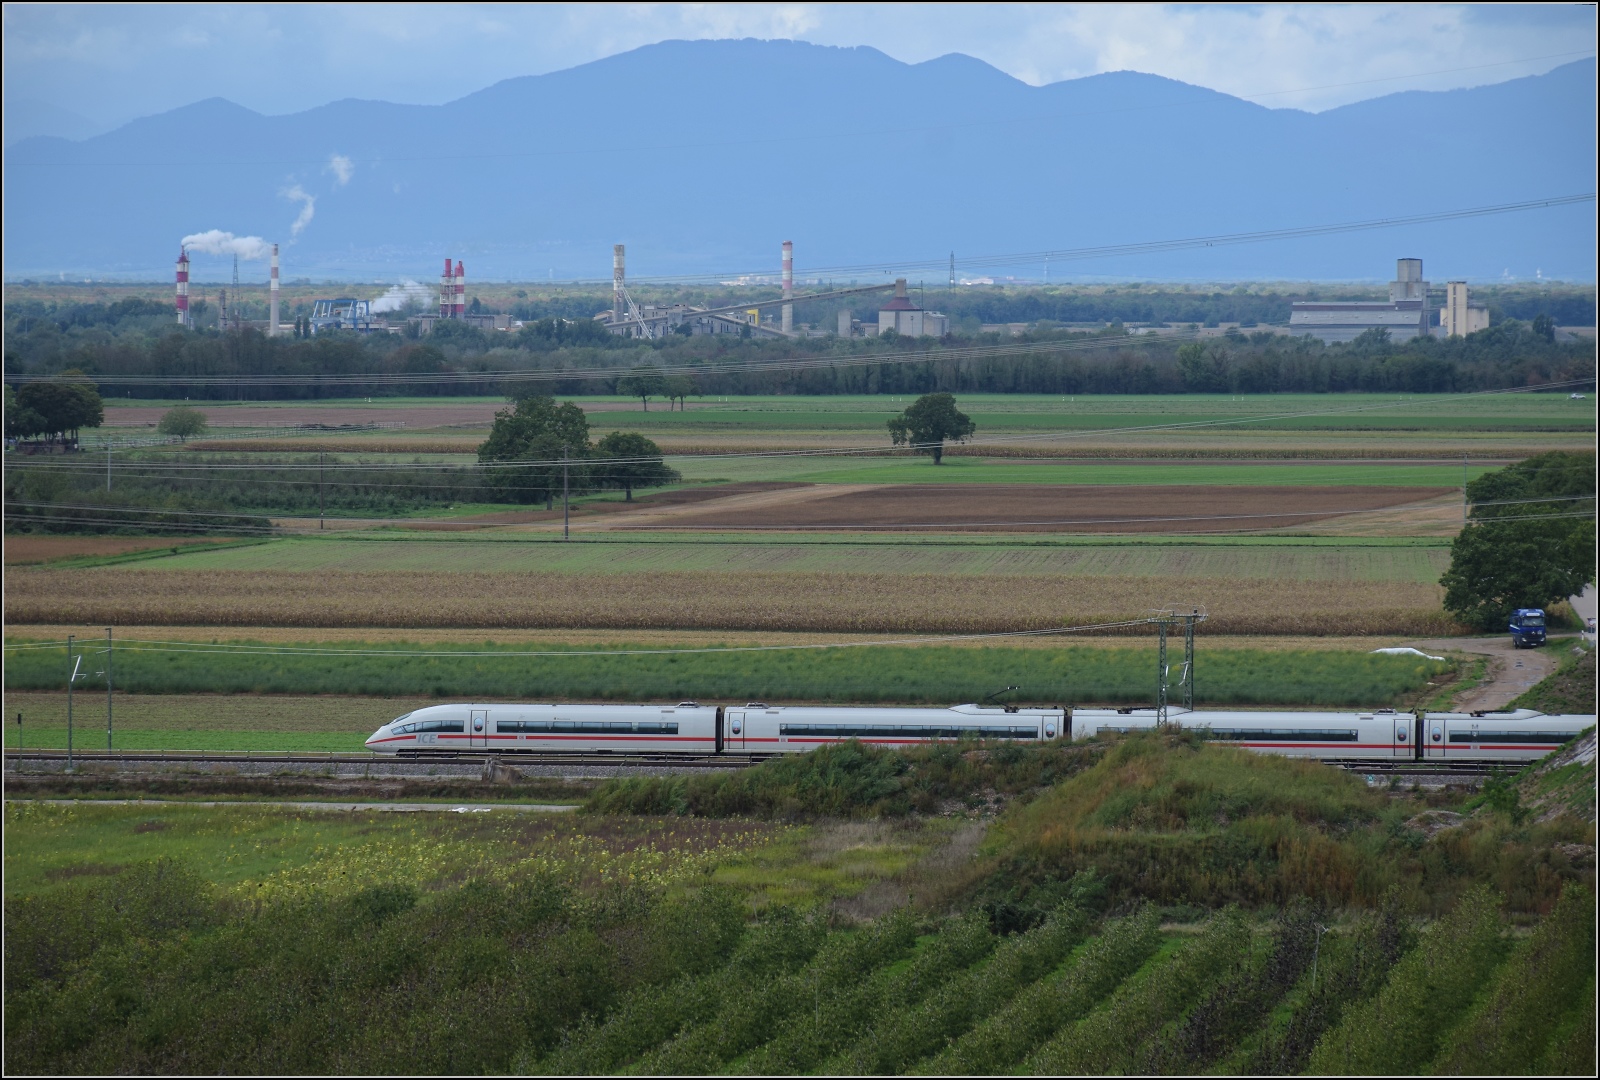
[2,536,238,565]
[624,483,1452,533]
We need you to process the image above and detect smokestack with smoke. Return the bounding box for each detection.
[454,261,465,317]
[782,240,794,335]
[175,247,190,326]
[440,257,453,319]
[370,280,433,314]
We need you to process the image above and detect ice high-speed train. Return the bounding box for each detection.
[365,702,1595,764]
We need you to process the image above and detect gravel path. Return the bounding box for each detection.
[1408,634,1562,711]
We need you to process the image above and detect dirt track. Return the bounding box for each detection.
[1410,635,1565,711]
[613,483,1453,534]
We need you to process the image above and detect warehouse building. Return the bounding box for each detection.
[1288,258,1437,343]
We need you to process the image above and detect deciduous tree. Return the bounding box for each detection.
[1440,451,1596,630]
[594,431,679,501]
[887,392,975,464]
[157,405,208,442]
[477,395,592,507]
[616,366,667,410]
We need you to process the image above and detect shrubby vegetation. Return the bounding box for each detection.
[5,732,1594,1075]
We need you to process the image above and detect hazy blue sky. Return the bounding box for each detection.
[5,2,1595,135]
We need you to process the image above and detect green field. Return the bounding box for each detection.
[2,641,1454,753]
[670,455,1486,486]
[98,534,1453,579]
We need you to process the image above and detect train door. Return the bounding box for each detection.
[1393,715,1414,759]
[1425,714,1446,760]
[470,709,489,749]
[726,709,745,751]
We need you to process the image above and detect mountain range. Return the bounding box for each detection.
[3,40,1594,282]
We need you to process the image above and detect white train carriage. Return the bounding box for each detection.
[366,701,1592,764]
[1069,707,1594,764]
[723,703,1067,752]
[365,702,719,754]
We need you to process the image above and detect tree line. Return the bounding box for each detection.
[4,291,1593,402]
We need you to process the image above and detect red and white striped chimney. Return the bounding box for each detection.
[454,261,465,317]
[781,240,794,334]
[268,243,280,336]
[440,257,453,318]
[175,247,190,326]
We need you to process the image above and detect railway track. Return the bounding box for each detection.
[5,749,1523,779]
[1329,761,1516,777]
[2,749,760,769]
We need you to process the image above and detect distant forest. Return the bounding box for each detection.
[2,285,1594,400]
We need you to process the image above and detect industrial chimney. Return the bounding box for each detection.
[781,240,794,335]
[268,244,280,336]
[440,257,453,318]
[613,244,625,324]
[454,261,465,317]
[175,247,190,326]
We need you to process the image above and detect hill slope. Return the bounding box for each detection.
[3,42,1593,280]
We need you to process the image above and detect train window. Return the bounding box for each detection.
[1449,730,1576,744]
[1205,729,1359,742]
[398,723,417,734]
[496,721,682,735]
[418,720,465,733]
[779,724,1038,739]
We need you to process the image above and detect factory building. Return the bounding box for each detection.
[1440,281,1490,337]
[876,278,949,337]
[595,243,792,339]
[1289,258,1436,343]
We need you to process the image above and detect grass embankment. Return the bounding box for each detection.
[1512,645,1597,715]
[3,567,1457,634]
[585,733,1595,918]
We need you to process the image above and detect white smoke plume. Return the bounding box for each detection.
[327,154,353,186]
[369,280,433,313]
[180,230,271,260]
[281,184,316,237]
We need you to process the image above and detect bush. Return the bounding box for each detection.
[1307,886,1510,1075]
[921,905,1161,1074]
[1430,884,1595,1074]
[828,906,1088,1075]
[1025,907,1250,1074]
[631,908,919,1074]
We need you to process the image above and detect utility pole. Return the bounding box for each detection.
[1156,620,1169,727]
[66,635,75,772]
[562,445,570,541]
[1461,452,1468,526]
[107,443,112,492]
[319,451,325,530]
[106,627,114,751]
[949,252,955,290]
[1183,610,1197,712]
